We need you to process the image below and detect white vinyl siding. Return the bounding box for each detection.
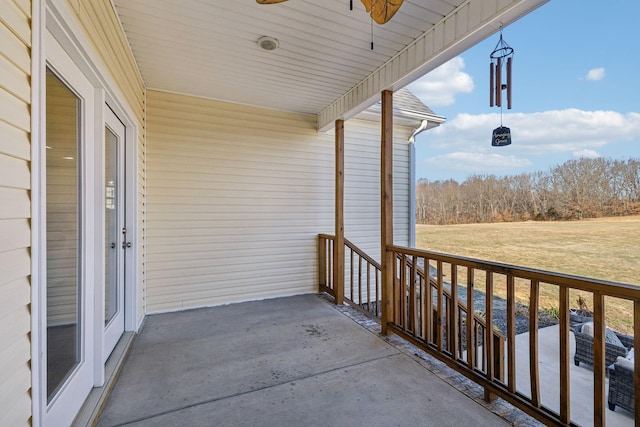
[145,90,335,312]
[0,0,32,425]
[145,91,414,312]
[344,119,411,262]
[64,0,147,323]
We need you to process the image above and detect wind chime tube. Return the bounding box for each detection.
[506,57,512,109]
[495,57,502,107]
[490,62,495,107]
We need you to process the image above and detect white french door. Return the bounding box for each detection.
[45,30,95,426]
[103,107,126,362]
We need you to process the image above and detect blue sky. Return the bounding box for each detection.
[408,0,640,182]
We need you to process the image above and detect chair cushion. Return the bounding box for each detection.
[581,322,594,336]
[616,355,634,370]
[605,327,624,348]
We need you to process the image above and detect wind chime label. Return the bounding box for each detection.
[492,126,512,146]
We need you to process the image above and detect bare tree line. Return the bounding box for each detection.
[416,158,640,225]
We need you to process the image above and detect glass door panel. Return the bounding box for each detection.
[46,69,81,401]
[105,126,118,325]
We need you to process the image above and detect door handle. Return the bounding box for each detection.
[110,242,116,249]
[122,242,132,249]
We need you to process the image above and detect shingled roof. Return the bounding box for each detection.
[355,87,446,130]
[393,87,438,117]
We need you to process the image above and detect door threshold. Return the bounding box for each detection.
[72,332,136,427]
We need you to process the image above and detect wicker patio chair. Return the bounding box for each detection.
[572,323,633,368]
[608,361,634,413]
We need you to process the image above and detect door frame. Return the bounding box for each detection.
[32,0,141,425]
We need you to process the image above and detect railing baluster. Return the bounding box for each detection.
[449,264,458,358]
[484,272,495,402]
[467,267,475,370]
[426,258,433,344]
[529,279,540,407]
[592,292,605,427]
[559,286,571,424]
[318,236,324,288]
[400,253,407,329]
[420,257,427,341]
[366,261,371,313]
[457,305,464,360]
[327,240,336,290]
[375,267,380,317]
[394,253,401,325]
[485,272,494,381]
[350,248,354,301]
[506,275,516,392]
[410,256,417,335]
[358,255,363,307]
[436,260,444,351]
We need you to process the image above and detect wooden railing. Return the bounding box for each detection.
[318,234,381,319]
[395,253,505,387]
[319,234,640,426]
[388,245,640,427]
[319,234,504,382]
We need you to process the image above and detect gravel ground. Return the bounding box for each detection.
[423,263,558,335]
[438,281,559,335]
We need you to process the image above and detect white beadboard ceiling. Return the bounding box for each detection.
[113,0,547,129]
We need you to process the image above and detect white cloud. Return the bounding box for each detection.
[425,152,532,174]
[573,149,600,158]
[408,57,474,106]
[583,67,606,81]
[426,109,640,156]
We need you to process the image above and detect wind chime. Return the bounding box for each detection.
[489,29,514,146]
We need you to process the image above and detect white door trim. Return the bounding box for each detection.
[32,1,141,424]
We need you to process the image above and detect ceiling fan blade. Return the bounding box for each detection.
[256,0,289,4]
[361,0,404,24]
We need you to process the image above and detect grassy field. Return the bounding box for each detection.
[416,216,640,333]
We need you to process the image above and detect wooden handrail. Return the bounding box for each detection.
[345,238,381,270]
[389,244,639,298]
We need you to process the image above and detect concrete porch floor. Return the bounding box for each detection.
[97,294,527,427]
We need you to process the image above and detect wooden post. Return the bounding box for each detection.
[334,119,345,305]
[380,90,393,335]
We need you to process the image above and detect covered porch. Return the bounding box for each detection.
[94,294,526,426]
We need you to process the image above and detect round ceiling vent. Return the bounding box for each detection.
[258,36,279,51]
